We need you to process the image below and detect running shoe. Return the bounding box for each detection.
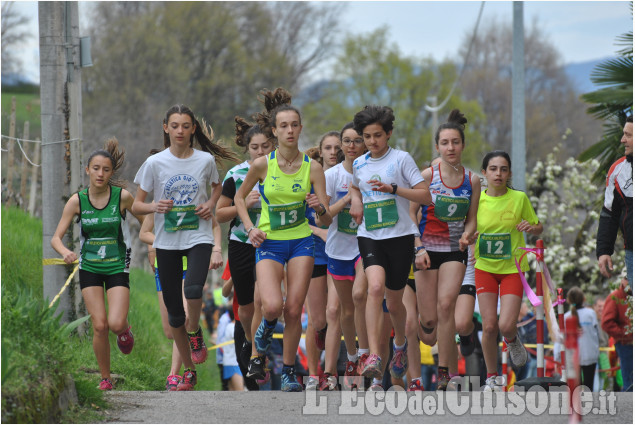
[116,326,134,355]
[176,369,197,391]
[389,340,408,379]
[239,339,252,370]
[483,375,503,392]
[318,373,338,391]
[305,375,319,390]
[506,335,528,367]
[281,367,302,392]
[356,353,369,375]
[188,327,208,364]
[437,373,450,391]
[408,378,424,391]
[361,354,383,380]
[254,320,275,355]
[315,325,327,351]
[459,333,475,357]
[344,361,357,377]
[99,378,113,391]
[246,355,266,380]
[368,383,384,391]
[166,374,181,391]
[256,370,271,386]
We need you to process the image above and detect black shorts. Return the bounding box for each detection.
[357,234,414,291]
[79,269,129,291]
[459,284,476,297]
[423,250,468,271]
[406,278,416,292]
[311,264,327,278]
[228,240,257,306]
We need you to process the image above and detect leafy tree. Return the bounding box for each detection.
[82,1,341,180]
[1,1,32,78]
[299,27,488,169]
[459,18,603,166]
[579,8,633,182]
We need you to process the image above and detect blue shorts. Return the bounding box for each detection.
[154,268,186,292]
[313,236,328,266]
[256,236,315,265]
[222,365,242,380]
[327,255,361,281]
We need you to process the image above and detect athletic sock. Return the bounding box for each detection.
[358,348,370,356]
[347,352,358,362]
[264,318,277,329]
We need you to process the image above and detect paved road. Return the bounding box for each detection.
[102,390,633,423]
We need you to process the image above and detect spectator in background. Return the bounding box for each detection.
[515,302,538,381]
[597,115,632,285]
[566,287,600,391]
[593,295,610,391]
[216,306,232,391]
[203,290,217,336]
[601,276,633,392]
[221,308,244,391]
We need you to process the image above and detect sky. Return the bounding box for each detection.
[6,0,633,84]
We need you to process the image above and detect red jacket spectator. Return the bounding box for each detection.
[601,280,633,345]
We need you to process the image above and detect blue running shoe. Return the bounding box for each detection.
[281,367,303,392]
[389,339,408,379]
[254,320,275,355]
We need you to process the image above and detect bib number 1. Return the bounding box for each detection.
[363,199,398,230]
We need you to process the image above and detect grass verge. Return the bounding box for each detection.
[1,206,221,423]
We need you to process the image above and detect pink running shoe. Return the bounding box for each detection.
[99,378,113,391]
[188,327,208,364]
[176,369,197,391]
[357,353,369,375]
[389,341,409,379]
[361,354,383,380]
[166,374,181,391]
[117,326,134,355]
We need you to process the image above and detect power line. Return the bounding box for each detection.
[424,1,486,113]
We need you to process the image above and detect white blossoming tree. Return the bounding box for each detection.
[525,144,625,296]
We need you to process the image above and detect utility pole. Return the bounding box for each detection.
[427,95,438,159]
[40,2,83,321]
[512,1,526,192]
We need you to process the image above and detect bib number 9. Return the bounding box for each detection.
[363,199,398,230]
[434,195,470,222]
[479,233,512,260]
[165,206,199,232]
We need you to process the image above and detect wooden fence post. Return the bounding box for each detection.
[20,122,31,209]
[6,97,17,206]
[28,140,41,216]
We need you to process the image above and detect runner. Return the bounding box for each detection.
[305,131,343,391]
[348,105,431,383]
[412,110,480,390]
[235,88,333,392]
[475,150,543,391]
[323,122,370,389]
[132,104,236,390]
[216,117,274,371]
[51,139,140,391]
[139,212,222,390]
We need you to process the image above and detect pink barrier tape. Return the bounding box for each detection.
[515,252,542,307]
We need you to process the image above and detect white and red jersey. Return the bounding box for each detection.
[418,164,473,252]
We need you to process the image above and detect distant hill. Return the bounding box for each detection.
[565,57,614,94]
